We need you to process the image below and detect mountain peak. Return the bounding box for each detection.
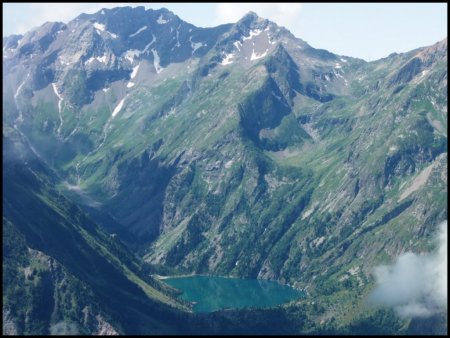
[238,11,266,25]
[243,11,259,19]
[97,5,146,15]
[231,11,270,37]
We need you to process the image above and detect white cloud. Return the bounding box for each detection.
[369,221,447,318]
[213,3,302,32]
[50,321,80,335]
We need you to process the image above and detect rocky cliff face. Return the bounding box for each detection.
[2,130,190,334]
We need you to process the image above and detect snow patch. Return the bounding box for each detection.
[52,83,64,136]
[233,40,242,51]
[93,22,117,39]
[220,52,235,65]
[420,69,430,78]
[157,15,168,24]
[130,64,140,79]
[312,236,325,247]
[224,160,234,169]
[243,29,262,41]
[14,73,30,100]
[340,57,347,63]
[191,40,203,54]
[151,49,164,73]
[302,206,315,220]
[93,22,105,31]
[251,48,268,61]
[143,34,156,53]
[59,58,73,66]
[348,266,360,276]
[112,97,126,117]
[107,31,118,39]
[98,54,108,64]
[124,49,141,63]
[122,35,155,63]
[13,73,30,125]
[129,25,147,37]
[102,87,109,92]
[84,53,108,65]
[52,83,63,103]
[127,82,135,88]
[334,63,341,69]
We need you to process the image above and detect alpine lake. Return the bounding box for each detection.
[163,275,305,313]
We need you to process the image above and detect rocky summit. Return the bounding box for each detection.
[3,6,447,335]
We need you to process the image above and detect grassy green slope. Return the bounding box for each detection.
[3,30,447,334]
[3,130,191,334]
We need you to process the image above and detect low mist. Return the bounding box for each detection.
[369,221,447,318]
[49,321,80,335]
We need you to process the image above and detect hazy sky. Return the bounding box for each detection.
[3,3,447,61]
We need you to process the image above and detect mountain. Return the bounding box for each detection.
[3,129,195,334]
[3,6,447,334]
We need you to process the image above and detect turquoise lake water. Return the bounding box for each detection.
[164,275,304,313]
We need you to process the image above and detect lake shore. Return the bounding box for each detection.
[154,273,306,293]
[161,275,305,313]
[153,273,198,280]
